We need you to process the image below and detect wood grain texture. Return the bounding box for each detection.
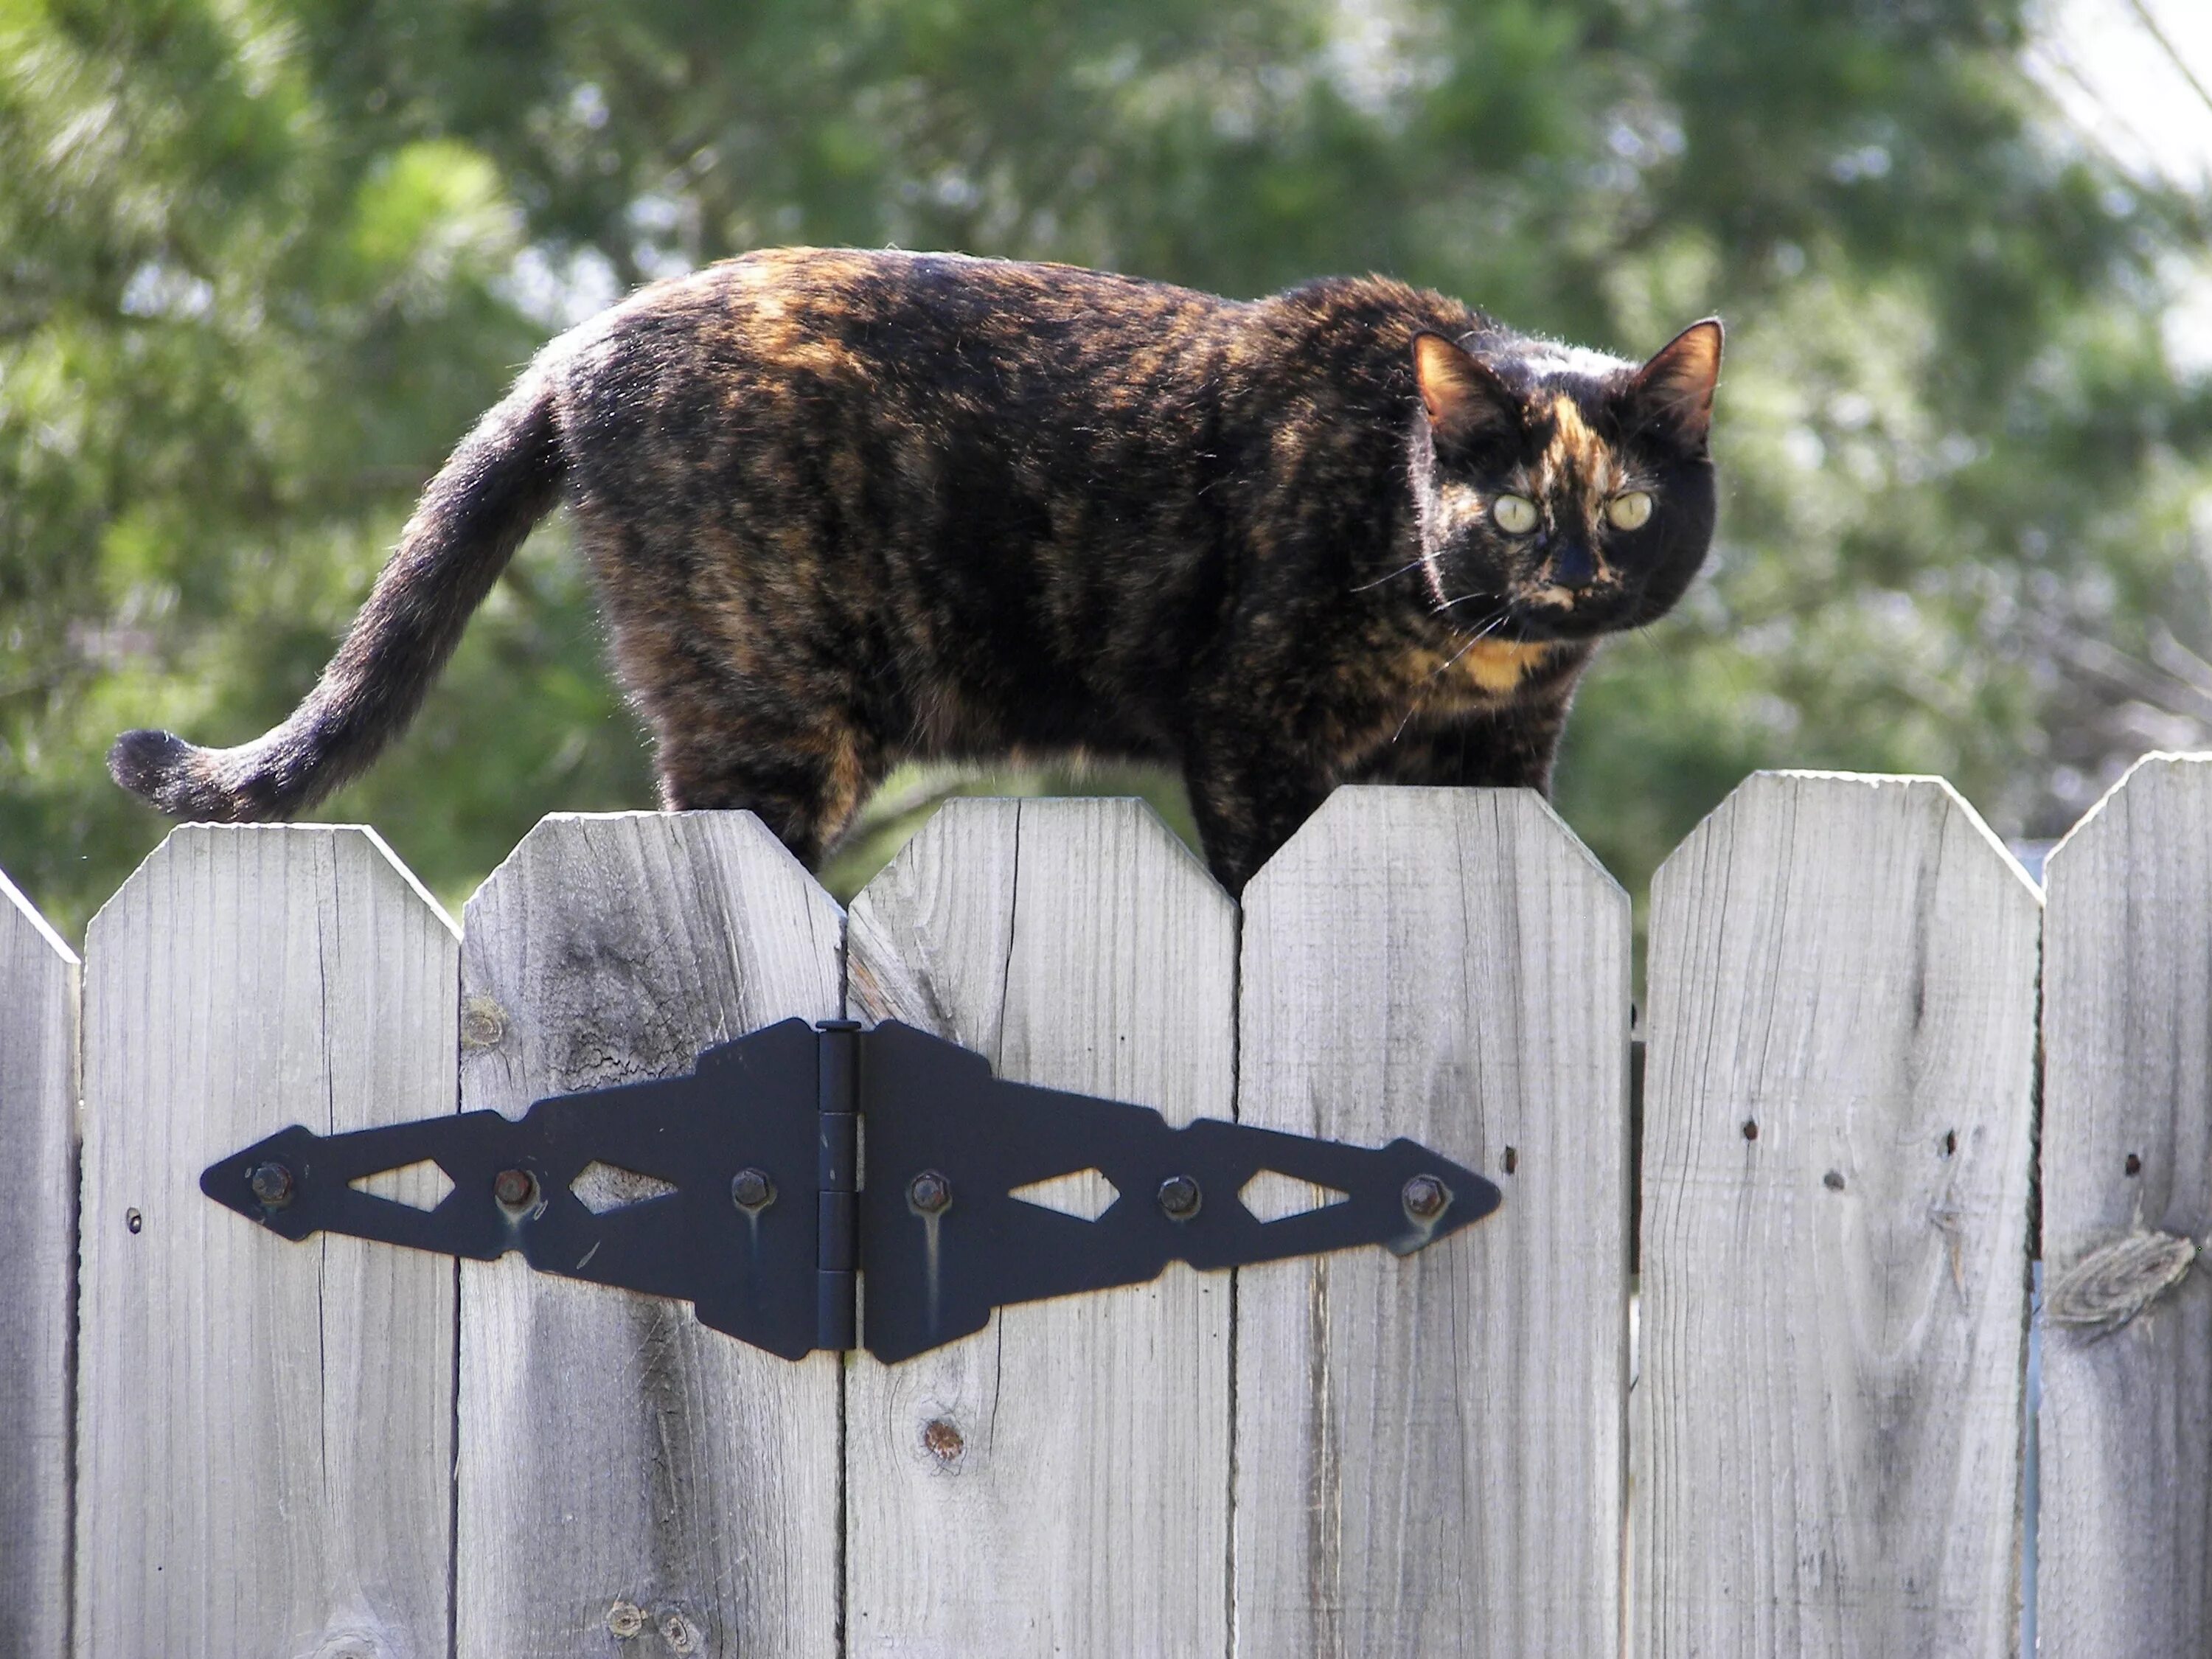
[1234,785,1634,1659]
[844,797,1238,1656]
[2038,752,2212,1656]
[77,825,459,1658]
[454,812,842,1659]
[0,868,79,1657]
[1635,773,2039,1659]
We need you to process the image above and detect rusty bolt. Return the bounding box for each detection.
[922,1417,965,1464]
[1157,1174,1202,1221]
[731,1167,775,1212]
[493,1167,537,1209]
[249,1162,293,1208]
[908,1169,952,1215]
[1402,1174,1450,1221]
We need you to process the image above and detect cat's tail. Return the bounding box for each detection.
[109,370,566,822]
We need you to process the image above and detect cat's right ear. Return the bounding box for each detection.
[1412,333,1520,448]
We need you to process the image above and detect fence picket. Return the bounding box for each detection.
[77,826,459,1656]
[844,797,1239,1654]
[1233,786,1634,1658]
[453,811,843,1659]
[2039,753,2212,1655]
[0,869,77,1659]
[1635,773,2039,1658]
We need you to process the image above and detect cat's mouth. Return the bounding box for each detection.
[1489,588,1637,642]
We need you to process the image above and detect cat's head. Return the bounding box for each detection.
[1406,320,1722,643]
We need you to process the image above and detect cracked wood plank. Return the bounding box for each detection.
[2039,754,2212,1656]
[1234,785,1633,1658]
[1635,773,2039,1659]
[454,812,841,1659]
[77,826,459,1657]
[0,867,77,1656]
[844,797,1237,1655]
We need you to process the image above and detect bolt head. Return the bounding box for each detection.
[1402,1173,1450,1220]
[493,1167,537,1209]
[908,1169,952,1215]
[731,1167,775,1211]
[248,1162,293,1207]
[1157,1174,1203,1220]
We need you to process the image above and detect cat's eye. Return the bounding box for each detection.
[1607,490,1655,531]
[1491,494,1539,535]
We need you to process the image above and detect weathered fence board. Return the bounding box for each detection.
[1,869,77,1659]
[1635,773,2039,1658]
[454,812,843,1659]
[845,797,1239,1654]
[77,825,460,1657]
[1233,786,1634,1658]
[2039,752,2212,1656]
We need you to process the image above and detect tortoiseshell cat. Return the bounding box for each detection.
[111,248,1721,892]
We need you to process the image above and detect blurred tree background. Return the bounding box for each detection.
[3,0,2209,936]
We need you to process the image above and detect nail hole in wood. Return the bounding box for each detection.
[126,1208,142,1234]
[1741,1119,1759,1141]
[2126,1153,2142,1177]
[1942,1130,1957,1158]
[1502,1146,1518,1175]
[1823,1170,1846,1191]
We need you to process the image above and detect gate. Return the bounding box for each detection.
[4,761,2209,1656]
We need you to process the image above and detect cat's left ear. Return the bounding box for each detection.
[1628,319,1723,449]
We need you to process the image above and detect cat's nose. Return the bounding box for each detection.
[1545,543,1599,591]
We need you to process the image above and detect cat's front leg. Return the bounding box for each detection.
[1182,736,1335,895]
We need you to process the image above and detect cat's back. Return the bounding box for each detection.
[553,247,1242,411]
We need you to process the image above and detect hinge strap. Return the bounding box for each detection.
[815,1019,861,1351]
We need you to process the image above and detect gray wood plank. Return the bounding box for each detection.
[0,869,78,1657]
[77,825,459,1658]
[2039,752,2212,1656]
[1635,773,2039,1659]
[844,797,1239,1655]
[454,811,843,1659]
[1233,785,1634,1658]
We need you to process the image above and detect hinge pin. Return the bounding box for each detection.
[1157,1174,1203,1220]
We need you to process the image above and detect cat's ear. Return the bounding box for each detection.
[1411,333,1520,446]
[1627,319,1723,449]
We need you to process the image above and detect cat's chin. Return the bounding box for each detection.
[1492,604,1630,644]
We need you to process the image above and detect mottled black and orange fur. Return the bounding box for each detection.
[111,248,1721,892]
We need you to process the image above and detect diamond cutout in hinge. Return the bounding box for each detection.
[349,1160,453,1212]
[571,1161,680,1215]
[1239,1170,1349,1224]
[1009,1168,1120,1223]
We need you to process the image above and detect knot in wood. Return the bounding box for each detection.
[2047,1230,2201,1334]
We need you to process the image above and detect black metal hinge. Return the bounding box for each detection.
[202,1018,1503,1363]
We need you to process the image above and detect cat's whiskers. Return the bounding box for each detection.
[1391,613,1509,743]
[1350,554,1430,593]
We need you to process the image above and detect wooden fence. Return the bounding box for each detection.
[1,760,2206,1658]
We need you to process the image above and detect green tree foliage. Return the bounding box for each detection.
[3,0,2207,935]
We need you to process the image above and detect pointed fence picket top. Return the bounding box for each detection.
[1635,773,2040,1659]
[453,811,844,1659]
[2039,753,2212,1655]
[76,825,459,1658]
[844,796,1239,1654]
[1,868,77,1659]
[1232,785,1633,1658]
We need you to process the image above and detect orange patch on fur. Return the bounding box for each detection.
[1464,640,1556,695]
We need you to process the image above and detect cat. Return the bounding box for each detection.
[109,247,1720,893]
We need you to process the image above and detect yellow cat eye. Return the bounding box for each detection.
[1607,490,1655,531]
[1491,494,1540,535]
